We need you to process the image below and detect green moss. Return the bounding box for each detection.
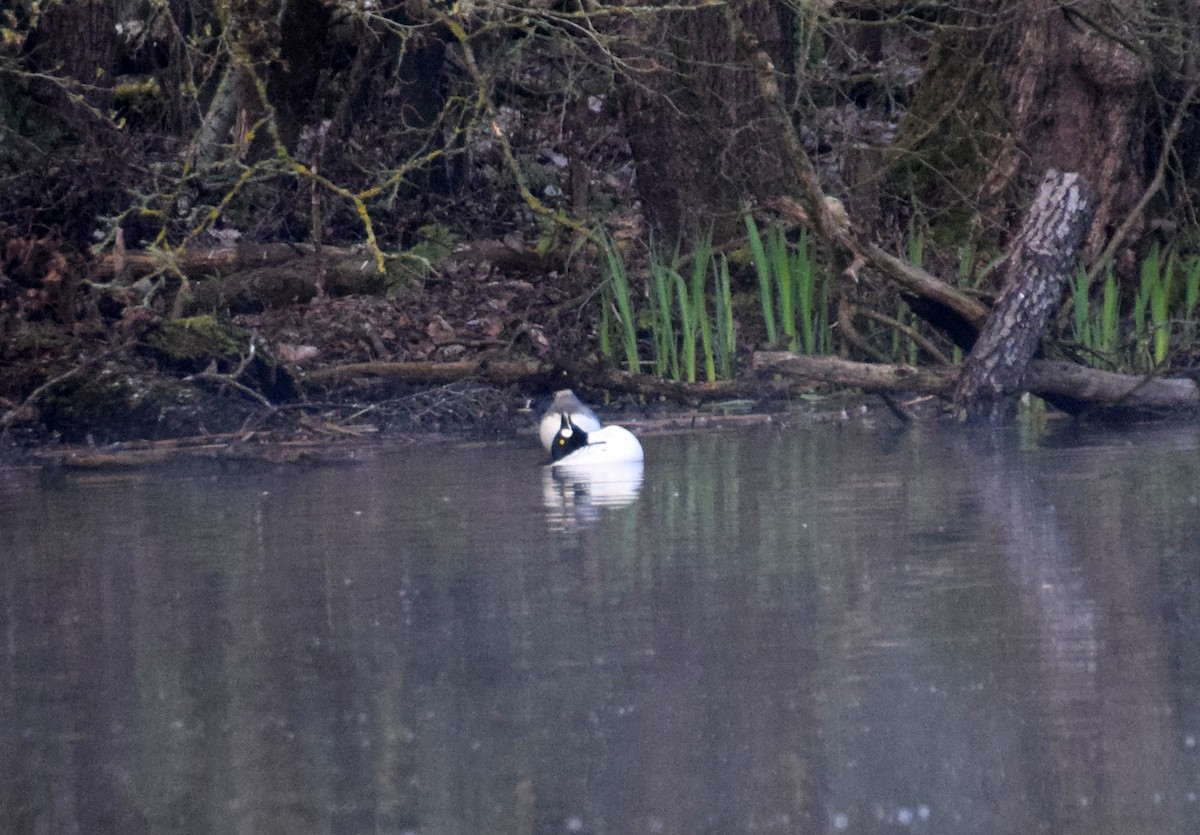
[406,224,457,268]
[112,76,162,103]
[145,315,245,370]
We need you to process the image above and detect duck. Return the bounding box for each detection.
[538,388,602,452]
[547,413,644,466]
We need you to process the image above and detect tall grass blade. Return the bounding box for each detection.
[1151,280,1170,364]
[690,234,717,383]
[744,213,777,345]
[601,236,640,373]
[907,221,925,268]
[816,262,831,354]
[649,257,676,377]
[769,226,797,351]
[794,229,815,354]
[1100,269,1119,361]
[672,271,695,382]
[1071,268,1090,345]
[1185,256,1200,320]
[957,241,977,287]
[1132,286,1150,370]
[713,254,736,378]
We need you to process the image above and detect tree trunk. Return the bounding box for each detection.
[952,170,1094,421]
[891,0,1147,264]
[617,1,800,242]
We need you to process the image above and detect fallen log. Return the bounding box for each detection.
[97,239,562,282]
[97,242,346,279]
[753,352,956,394]
[754,352,1200,419]
[1026,361,1200,416]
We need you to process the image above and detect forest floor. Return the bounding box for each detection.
[0,243,898,470]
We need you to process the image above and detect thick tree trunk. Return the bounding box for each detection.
[999,0,1145,258]
[617,1,799,242]
[892,0,1146,264]
[952,170,1094,421]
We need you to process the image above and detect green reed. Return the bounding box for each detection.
[712,253,736,378]
[690,233,717,382]
[649,252,677,378]
[745,213,777,345]
[600,234,736,382]
[770,225,796,351]
[744,213,828,354]
[599,235,640,373]
[794,228,823,354]
[1069,245,1200,372]
[1134,244,1172,367]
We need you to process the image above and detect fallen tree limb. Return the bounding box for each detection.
[98,240,564,286]
[96,242,337,279]
[859,242,989,332]
[754,351,1200,419]
[1025,361,1200,415]
[753,352,956,394]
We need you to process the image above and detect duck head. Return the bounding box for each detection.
[538,388,602,452]
[548,413,590,463]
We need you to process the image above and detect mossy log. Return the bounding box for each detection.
[97,243,401,312]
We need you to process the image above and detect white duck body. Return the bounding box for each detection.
[538,389,602,451]
[548,414,644,467]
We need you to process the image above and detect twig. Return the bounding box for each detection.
[184,337,276,412]
[187,371,276,411]
[857,307,953,366]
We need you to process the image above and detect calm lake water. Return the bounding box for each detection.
[3,419,1200,834]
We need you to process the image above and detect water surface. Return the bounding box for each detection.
[3,420,1200,834]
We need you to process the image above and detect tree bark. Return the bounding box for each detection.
[952,170,1094,421]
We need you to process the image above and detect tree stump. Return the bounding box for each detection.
[952,170,1094,421]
